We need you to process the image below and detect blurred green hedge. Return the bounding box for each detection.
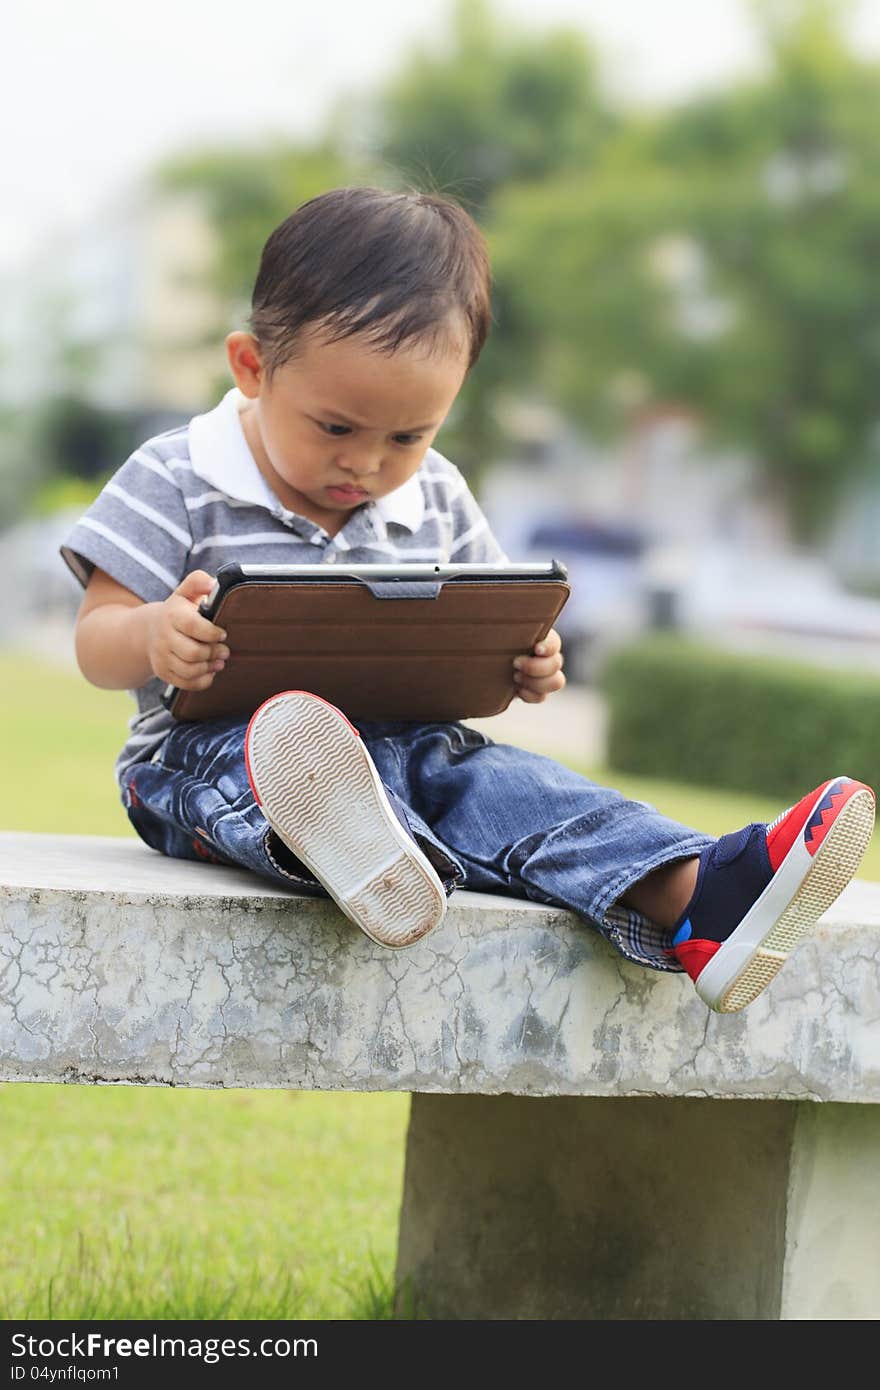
[601,637,880,801]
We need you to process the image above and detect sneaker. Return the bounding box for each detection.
[245,690,447,949]
[668,776,875,1012]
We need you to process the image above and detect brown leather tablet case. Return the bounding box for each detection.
[164,566,570,723]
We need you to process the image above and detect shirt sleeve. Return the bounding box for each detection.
[444,470,509,564]
[60,445,193,603]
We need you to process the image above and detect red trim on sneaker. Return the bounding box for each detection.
[766,777,870,870]
[803,780,869,857]
[666,937,720,983]
[244,690,361,807]
[766,786,825,871]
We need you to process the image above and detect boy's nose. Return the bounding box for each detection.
[343,447,383,476]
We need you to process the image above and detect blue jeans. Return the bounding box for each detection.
[123,716,713,973]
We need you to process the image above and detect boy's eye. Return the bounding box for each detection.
[318,421,422,446]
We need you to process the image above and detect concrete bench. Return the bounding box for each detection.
[2,830,878,1320]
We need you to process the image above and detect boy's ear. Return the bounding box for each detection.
[225,332,264,398]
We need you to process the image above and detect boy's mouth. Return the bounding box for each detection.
[326,483,370,503]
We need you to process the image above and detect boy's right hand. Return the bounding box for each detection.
[145,570,230,690]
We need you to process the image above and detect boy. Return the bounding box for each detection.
[62,185,875,1014]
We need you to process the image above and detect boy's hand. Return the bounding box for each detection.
[145,570,230,690]
[512,628,565,703]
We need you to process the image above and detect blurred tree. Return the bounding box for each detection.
[494,0,880,541]
[0,398,118,530]
[155,140,369,395]
[0,408,44,532]
[375,0,610,210]
[371,0,613,477]
[33,396,131,482]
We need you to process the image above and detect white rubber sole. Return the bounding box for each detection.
[696,780,875,1012]
[245,690,447,949]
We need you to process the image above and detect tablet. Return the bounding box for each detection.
[162,560,570,723]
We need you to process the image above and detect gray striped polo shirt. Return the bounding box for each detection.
[61,386,507,784]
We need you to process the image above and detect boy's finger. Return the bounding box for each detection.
[514,670,567,695]
[186,672,218,691]
[164,656,219,689]
[176,605,228,644]
[516,675,566,701]
[171,633,228,666]
[175,569,216,602]
[532,629,561,657]
[513,653,564,676]
[165,665,217,691]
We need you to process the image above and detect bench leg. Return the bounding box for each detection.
[395,1093,880,1320]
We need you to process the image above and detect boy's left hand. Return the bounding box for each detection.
[512,628,566,703]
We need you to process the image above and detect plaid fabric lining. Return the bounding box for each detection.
[602,903,684,974]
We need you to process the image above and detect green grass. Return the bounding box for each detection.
[0,1083,408,1320]
[0,650,134,836]
[1,648,877,1319]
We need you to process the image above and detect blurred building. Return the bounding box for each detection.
[0,186,228,649]
[0,184,224,422]
[483,397,880,681]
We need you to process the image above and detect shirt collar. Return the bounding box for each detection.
[188,387,425,533]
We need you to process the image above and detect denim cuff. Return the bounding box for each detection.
[382,786,464,894]
[263,830,322,888]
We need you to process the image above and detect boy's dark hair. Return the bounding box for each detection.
[249,186,492,376]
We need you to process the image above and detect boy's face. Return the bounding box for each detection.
[226,325,469,532]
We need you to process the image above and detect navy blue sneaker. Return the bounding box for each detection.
[668,776,875,1012]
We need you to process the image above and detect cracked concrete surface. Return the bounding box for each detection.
[1,832,879,1099]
